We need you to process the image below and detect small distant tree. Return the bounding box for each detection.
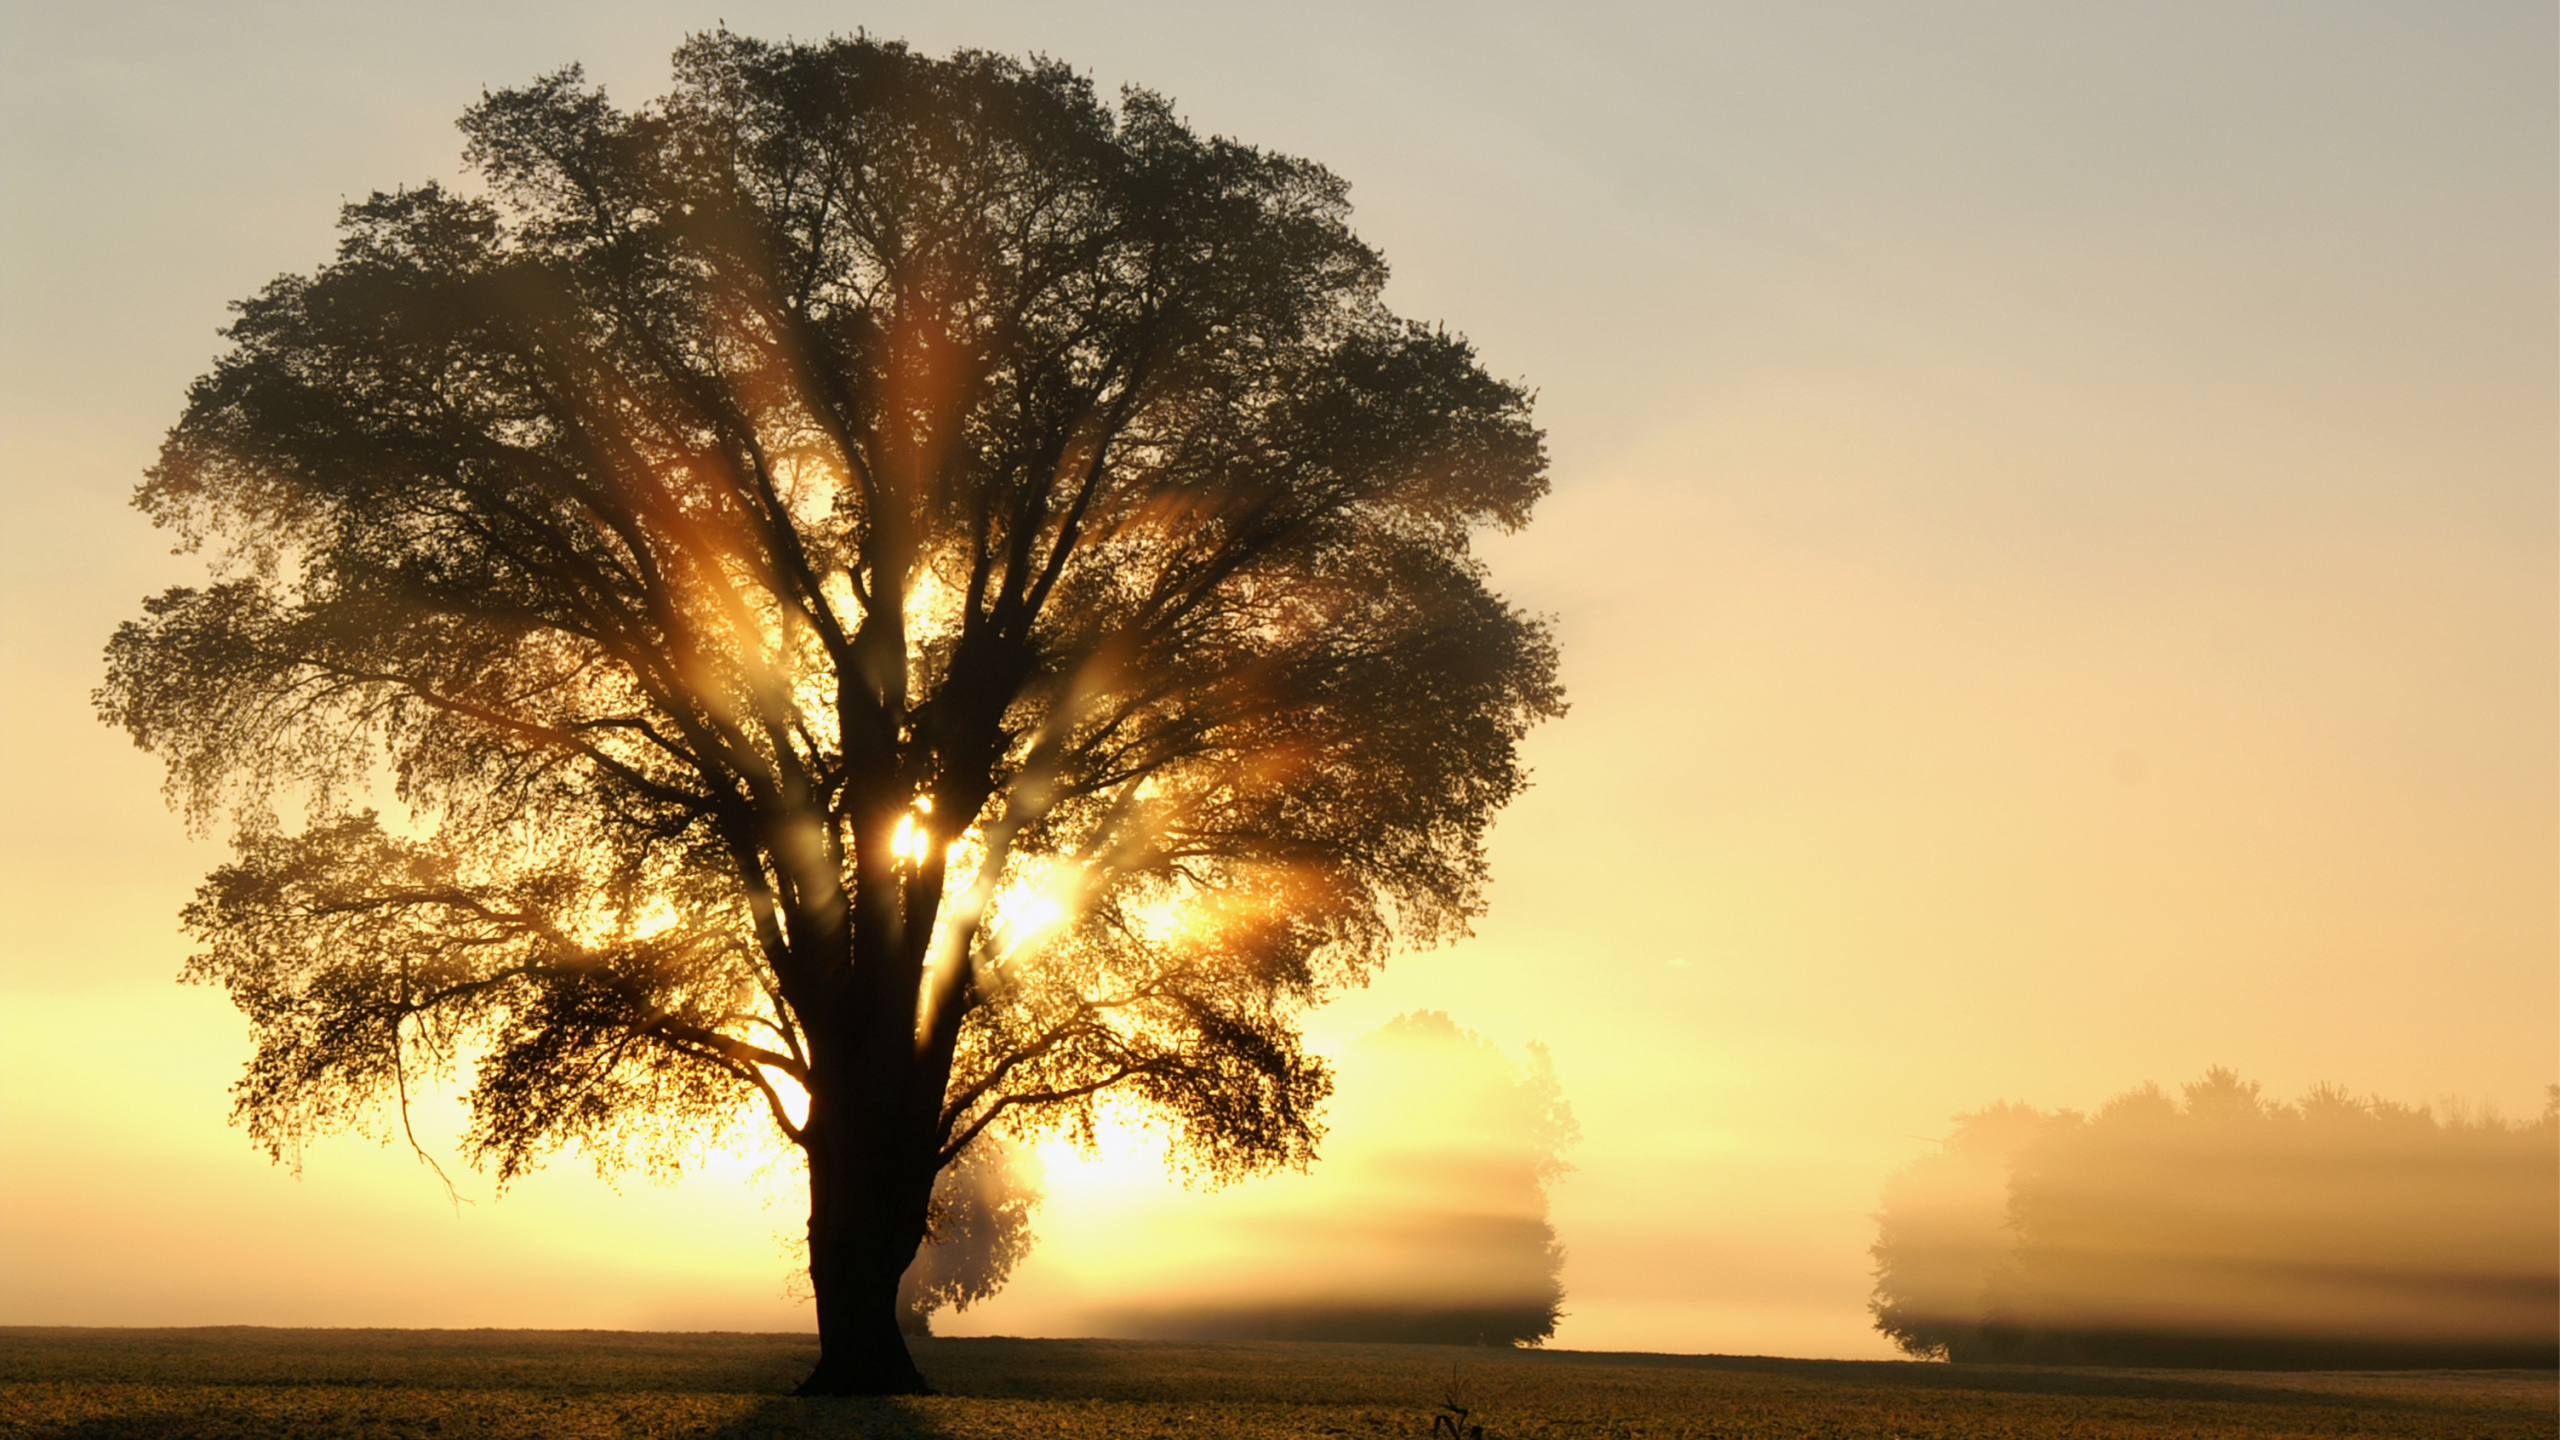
[896,1137,1042,1336]
[1096,1010,1577,1345]
[99,32,1559,1394]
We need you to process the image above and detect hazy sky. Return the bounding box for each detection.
[3,1,2551,1359]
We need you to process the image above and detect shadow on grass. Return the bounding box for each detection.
[698,1396,963,1439]
[12,1388,969,1440]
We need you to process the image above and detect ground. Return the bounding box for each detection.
[0,1328,2550,1438]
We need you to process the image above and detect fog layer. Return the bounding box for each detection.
[1873,1072,2558,1367]
[1064,1012,1575,1345]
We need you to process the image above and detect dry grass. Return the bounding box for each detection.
[1,1327,2550,1438]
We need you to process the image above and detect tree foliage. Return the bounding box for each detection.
[99,31,1559,1391]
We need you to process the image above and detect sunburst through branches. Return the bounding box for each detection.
[100,29,1561,1393]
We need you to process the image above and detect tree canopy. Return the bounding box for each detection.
[100,30,1560,1393]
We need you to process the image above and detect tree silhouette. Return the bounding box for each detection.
[98,31,1559,1395]
[1867,1101,2049,1361]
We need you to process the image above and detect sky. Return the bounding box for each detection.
[2,1,2552,1360]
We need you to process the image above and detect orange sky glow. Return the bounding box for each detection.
[2,1,2552,1360]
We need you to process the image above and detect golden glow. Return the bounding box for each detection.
[622,899,681,941]
[762,1067,811,1131]
[939,1016,1571,1338]
[998,891,1071,958]
[890,810,931,866]
[2,3,2547,1357]
[902,569,954,651]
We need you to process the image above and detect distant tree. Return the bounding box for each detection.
[1872,1073,2559,1368]
[896,1136,1042,1337]
[1097,1010,1578,1346]
[98,31,1559,1395]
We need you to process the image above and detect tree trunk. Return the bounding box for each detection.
[796,1118,935,1396]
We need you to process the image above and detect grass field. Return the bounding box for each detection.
[1,1327,2550,1439]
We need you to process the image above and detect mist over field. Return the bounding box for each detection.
[1093,1013,1575,1345]
[954,1012,1578,1346]
[1872,1072,2559,1367]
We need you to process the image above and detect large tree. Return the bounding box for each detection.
[100,32,1559,1395]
